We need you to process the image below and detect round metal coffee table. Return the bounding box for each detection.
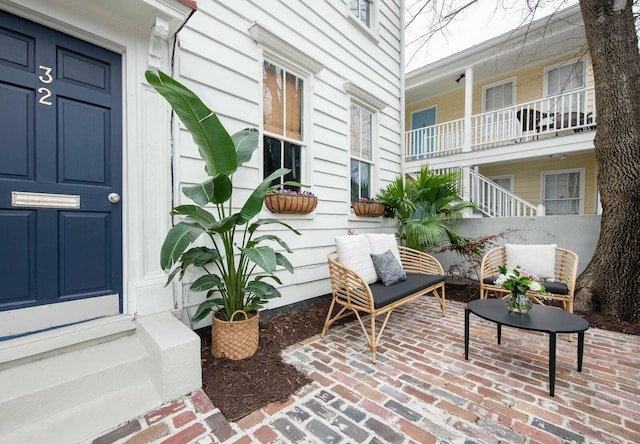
[465,299,589,396]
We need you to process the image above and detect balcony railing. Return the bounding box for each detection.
[405,87,597,159]
[405,118,464,159]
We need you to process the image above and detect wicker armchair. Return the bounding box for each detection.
[322,246,445,363]
[480,245,579,328]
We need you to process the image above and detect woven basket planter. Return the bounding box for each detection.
[352,202,386,217]
[264,193,318,214]
[211,310,259,360]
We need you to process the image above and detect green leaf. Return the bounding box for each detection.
[243,246,277,272]
[210,175,233,204]
[182,181,213,206]
[256,274,283,285]
[171,205,216,227]
[181,247,219,267]
[275,252,294,273]
[165,266,181,286]
[191,299,221,323]
[182,176,232,206]
[160,222,205,270]
[233,128,259,167]
[237,168,290,225]
[145,70,237,176]
[190,274,222,292]
[249,218,301,236]
[210,213,240,233]
[247,234,293,253]
[245,280,281,299]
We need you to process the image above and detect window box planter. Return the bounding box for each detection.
[352,201,385,217]
[264,193,318,214]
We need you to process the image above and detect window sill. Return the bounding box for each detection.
[347,14,380,44]
[348,213,385,222]
[260,210,316,220]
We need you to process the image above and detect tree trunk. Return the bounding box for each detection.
[575,0,640,322]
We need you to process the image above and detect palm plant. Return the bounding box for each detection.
[146,70,300,323]
[376,166,474,251]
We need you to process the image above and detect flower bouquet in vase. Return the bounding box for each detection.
[495,265,546,313]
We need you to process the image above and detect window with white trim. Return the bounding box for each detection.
[542,169,584,215]
[350,0,372,28]
[350,104,374,202]
[544,59,586,114]
[490,176,513,192]
[482,79,517,141]
[263,61,305,188]
[483,79,515,112]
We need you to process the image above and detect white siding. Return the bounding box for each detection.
[172,0,403,317]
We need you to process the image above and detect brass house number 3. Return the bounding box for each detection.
[38,65,53,106]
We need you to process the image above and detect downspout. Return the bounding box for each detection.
[167,8,195,313]
[399,0,406,178]
[169,8,196,220]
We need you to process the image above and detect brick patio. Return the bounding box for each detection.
[90,299,640,443]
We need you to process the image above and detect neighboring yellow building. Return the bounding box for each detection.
[405,4,598,217]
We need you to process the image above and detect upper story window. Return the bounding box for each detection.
[350,104,374,202]
[250,22,323,192]
[483,79,515,112]
[542,169,584,215]
[343,81,385,206]
[263,61,305,188]
[350,0,372,28]
[544,58,586,114]
[545,59,585,96]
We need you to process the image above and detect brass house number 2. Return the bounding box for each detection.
[38,65,53,106]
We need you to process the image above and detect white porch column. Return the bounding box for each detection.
[463,67,473,153]
[462,166,472,217]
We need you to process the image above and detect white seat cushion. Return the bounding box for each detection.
[335,234,378,284]
[505,243,557,280]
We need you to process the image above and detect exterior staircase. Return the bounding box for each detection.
[0,312,201,444]
[468,168,544,217]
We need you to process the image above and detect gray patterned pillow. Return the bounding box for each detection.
[370,249,406,286]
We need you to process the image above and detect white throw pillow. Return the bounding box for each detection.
[505,243,557,280]
[366,233,402,265]
[335,234,378,284]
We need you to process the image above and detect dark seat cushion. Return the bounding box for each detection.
[540,281,569,295]
[483,276,498,285]
[483,276,568,295]
[370,273,445,309]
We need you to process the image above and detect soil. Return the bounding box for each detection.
[197,283,640,422]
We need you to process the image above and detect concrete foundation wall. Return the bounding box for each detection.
[432,215,601,280]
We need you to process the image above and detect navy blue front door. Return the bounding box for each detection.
[0,11,122,313]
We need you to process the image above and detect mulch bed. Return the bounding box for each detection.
[197,283,640,422]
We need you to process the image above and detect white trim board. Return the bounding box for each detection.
[0,295,120,338]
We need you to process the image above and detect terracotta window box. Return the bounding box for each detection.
[264,193,318,214]
[352,202,385,217]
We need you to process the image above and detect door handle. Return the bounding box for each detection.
[108,193,121,203]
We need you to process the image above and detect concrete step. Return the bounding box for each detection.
[1,334,150,431]
[0,314,137,369]
[0,312,201,444]
[1,380,161,444]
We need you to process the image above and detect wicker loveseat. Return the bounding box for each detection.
[322,234,446,363]
[480,244,579,316]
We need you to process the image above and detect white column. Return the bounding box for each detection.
[462,166,473,217]
[463,67,473,153]
[132,17,175,316]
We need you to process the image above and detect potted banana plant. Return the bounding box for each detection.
[146,70,301,360]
